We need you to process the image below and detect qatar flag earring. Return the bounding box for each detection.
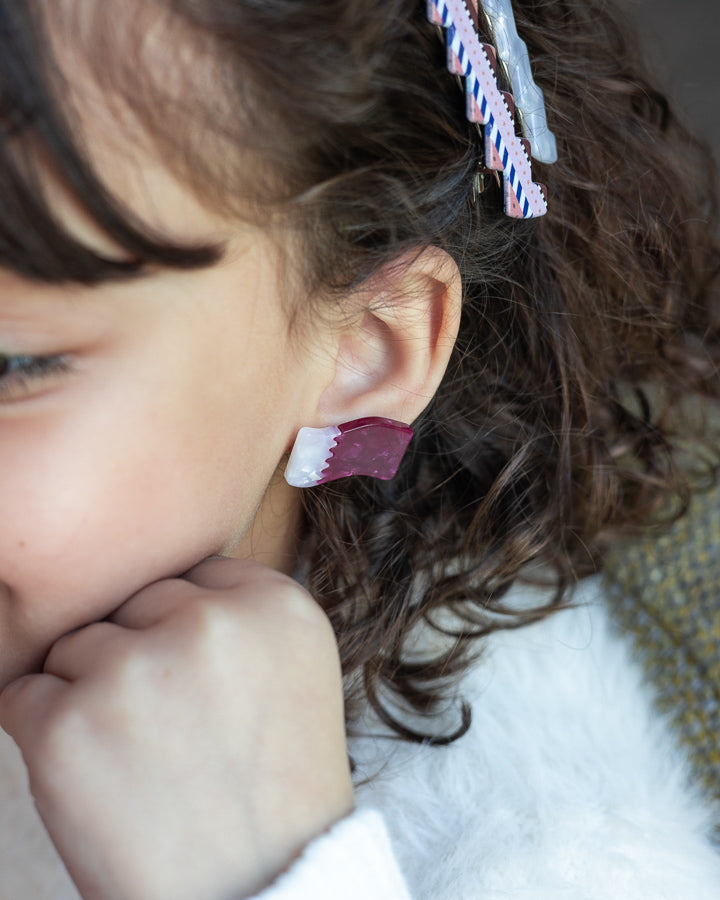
[284,417,414,488]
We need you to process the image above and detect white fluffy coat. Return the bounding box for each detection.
[2,578,718,898]
[264,577,720,899]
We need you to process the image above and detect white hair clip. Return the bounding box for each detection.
[481,0,557,164]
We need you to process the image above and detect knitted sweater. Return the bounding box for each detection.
[602,481,720,821]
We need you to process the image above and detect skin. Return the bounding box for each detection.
[0,150,356,897]
[0,558,354,899]
[0,8,462,897]
[0,192,334,687]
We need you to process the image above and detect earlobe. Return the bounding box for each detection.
[316,247,462,427]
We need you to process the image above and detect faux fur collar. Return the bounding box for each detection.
[352,577,720,898]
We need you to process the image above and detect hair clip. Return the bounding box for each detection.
[427,0,553,218]
[284,417,414,488]
[480,0,557,165]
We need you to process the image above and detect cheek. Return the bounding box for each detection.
[0,386,281,644]
[0,299,312,684]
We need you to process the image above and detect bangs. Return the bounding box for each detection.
[0,1,223,285]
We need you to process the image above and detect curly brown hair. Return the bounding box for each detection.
[2,0,719,741]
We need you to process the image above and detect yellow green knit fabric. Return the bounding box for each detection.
[602,483,720,817]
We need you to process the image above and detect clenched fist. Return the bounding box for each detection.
[0,558,354,899]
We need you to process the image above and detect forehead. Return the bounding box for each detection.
[0,0,242,282]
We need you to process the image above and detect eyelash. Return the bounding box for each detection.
[0,354,73,401]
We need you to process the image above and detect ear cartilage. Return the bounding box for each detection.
[284,417,414,488]
[428,0,553,218]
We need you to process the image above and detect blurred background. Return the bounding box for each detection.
[626,0,719,153]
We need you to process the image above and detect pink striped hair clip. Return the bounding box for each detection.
[428,0,556,218]
[284,417,414,488]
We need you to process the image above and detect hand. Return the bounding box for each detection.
[0,558,354,899]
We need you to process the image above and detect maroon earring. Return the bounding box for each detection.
[284,417,414,488]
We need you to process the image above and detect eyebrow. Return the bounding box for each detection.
[0,231,227,287]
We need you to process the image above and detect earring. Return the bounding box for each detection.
[284,417,414,488]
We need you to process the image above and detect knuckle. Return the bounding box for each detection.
[273,582,339,654]
[173,593,224,634]
[164,569,339,663]
[260,577,320,624]
[165,594,237,663]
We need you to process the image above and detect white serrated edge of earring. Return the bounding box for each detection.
[481,0,558,164]
[284,425,341,488]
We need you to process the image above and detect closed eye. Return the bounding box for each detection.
[0,353,74,402]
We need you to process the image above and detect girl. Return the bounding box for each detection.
[1,0,719,897]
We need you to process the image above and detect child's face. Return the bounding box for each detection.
[0,138,333,690]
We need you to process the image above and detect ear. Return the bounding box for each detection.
[314,247,462,427]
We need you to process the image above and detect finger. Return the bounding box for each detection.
[183,557,314,626]
[109,576,202,629]
[42,621,126,682]
[183,555,295,591]
[111,558,299,631]
[187,557,333,646]
[0,673,68,746]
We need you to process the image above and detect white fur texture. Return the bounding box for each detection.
[2,579,718,898]
[352,577,720,898]
[261,809,412,899]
